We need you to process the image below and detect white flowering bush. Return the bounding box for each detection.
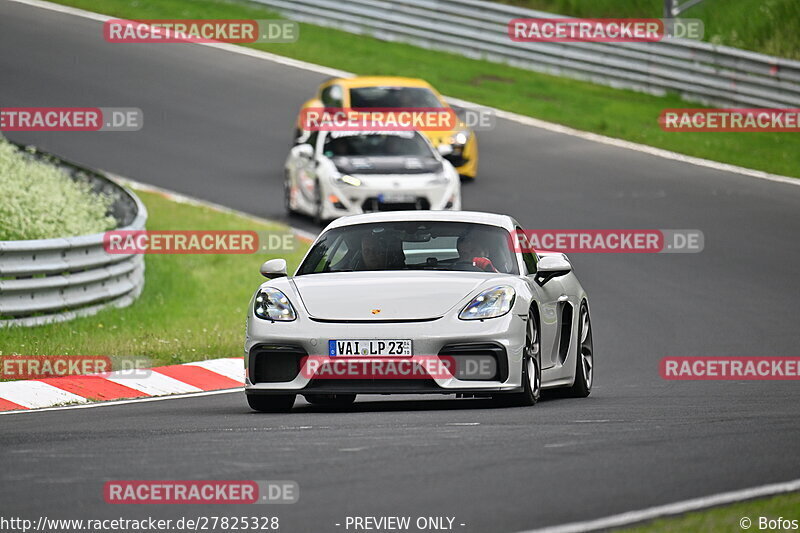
[0,138,116,240]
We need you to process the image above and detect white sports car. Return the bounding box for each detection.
[244,211,593,412]
[284,130,461,225]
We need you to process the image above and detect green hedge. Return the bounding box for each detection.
[0,138,116,240]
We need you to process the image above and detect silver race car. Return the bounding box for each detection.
[245,211,593,412]
[284,130,461,225]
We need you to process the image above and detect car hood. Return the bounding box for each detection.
[333,155,442,175]
[290,272,492,320]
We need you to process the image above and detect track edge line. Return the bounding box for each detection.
[515,478,800,533]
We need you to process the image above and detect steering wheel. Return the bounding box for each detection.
[453,257,496,272]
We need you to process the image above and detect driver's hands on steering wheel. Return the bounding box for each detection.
[472,256,498,272]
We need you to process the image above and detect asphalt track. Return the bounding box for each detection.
[2,1,800,531]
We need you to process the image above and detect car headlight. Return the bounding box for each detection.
[459,286,515,320]
[451,131,470,146]
[254,287,297,321]
[335,174,361,187]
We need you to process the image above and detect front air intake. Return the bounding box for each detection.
[438,342,508,382]
[249,344,307,383]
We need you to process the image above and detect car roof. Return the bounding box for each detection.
[329,76,435,90]
[325,211,518,232]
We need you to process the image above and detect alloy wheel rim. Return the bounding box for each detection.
[526,315,540,398]
[526,358,540,399]
[580,307,593,389]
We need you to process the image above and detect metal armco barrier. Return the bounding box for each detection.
[256,0,800,108]
[0,148,147,327]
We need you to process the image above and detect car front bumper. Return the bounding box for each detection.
[320,179,460,220]
[244,311,526,395]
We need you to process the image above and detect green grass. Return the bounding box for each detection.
[497,0,800,60]
[48,0,800,178]
[0,188,309,367]
[0,137,115,240]
[617,491,800,532]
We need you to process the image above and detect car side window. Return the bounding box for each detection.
[307,236,340,272]
[320,85,343,108]
[523,252,538,275]
[517,227,538,275]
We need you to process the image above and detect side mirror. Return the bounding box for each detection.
[260,258,288,279]
[534,255,572,286]
[295,143,314,159]
[437,144,454,157]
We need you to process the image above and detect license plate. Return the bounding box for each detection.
[329,339,412,357]
[378,193,416,204]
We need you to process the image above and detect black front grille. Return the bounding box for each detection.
[438,342,508,382]
[250,344,307,384]
[362,197,431,212]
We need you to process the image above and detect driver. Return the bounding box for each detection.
[456,234,498,272]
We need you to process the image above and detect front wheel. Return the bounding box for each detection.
[312,180,326,226]
[494,311,541,407]
[284,171,295,214]
[247,394,296,413]
[566,302,593,397]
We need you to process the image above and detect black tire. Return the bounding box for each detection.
[494,310,541,407]
[566,302,593,398]
[284,171,295,215]
[247,394,296,413]
[304,394,357,407]
[312,180,325,226]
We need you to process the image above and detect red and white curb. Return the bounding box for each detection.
[0,357,244,412]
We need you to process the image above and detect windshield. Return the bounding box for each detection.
[322,132,433,157]
[297,221,519,275]
[349,86,443,108]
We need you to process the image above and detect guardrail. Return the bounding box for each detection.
[256,0,800,108]
[0,148,147,328]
